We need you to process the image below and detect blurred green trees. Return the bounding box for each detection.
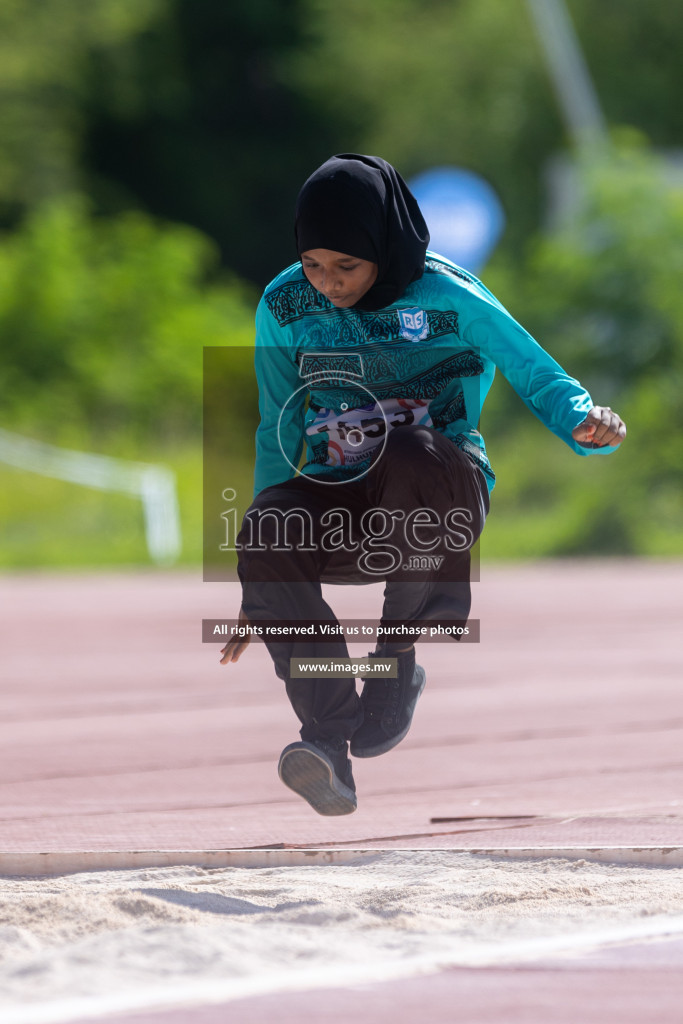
[0,0,163,216]
[0,198,257,566]
[0,196,256,443]
[3,0,682,284]
[480,135,683,556]
[0,0,682,564]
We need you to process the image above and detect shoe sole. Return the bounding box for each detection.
[278,742,357,816]
[350,665,427,758]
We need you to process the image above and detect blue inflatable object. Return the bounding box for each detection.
[409,167,505,274]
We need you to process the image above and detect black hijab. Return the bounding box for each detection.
[294,154,430,311]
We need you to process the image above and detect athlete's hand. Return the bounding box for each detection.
[219,606,251,665]
[572,406,626,448]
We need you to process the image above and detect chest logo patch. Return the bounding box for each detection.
[397,307,430,342]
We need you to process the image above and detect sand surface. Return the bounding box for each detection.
[3,852,683,1024]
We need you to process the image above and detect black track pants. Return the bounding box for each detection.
[237,425,489,741]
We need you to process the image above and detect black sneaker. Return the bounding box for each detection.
[278,736,357,815]
[350,646,426,758]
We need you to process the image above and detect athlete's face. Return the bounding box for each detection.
[301,249,378,308]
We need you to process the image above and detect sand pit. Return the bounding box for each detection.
[2,851,683,1023]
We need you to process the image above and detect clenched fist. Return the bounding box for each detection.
[572,406,626,448]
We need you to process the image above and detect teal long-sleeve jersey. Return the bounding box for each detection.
[253,253,619,497]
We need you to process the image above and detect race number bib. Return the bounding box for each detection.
[307,398,432,467]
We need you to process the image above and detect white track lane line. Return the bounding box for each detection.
[5,913,683,1024]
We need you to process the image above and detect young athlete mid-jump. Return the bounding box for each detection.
[219,154,626,816]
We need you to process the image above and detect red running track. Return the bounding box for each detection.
[2,561,683,1024]
[2,561,682,853]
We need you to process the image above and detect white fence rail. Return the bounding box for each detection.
[0,428,182,564]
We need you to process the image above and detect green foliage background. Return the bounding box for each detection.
[1,0,682,566]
